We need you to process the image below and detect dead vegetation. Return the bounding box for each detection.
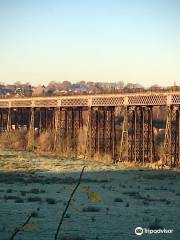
[0,128,179,169]
[36,131,55,152]
[0,130,28,150]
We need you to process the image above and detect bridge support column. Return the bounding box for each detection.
[88,107,116,160]
[7,108,12,131]
[68,107,84,156]
[0,109,6,133]
[27,108,35,150]
[164,106,180,167]
[54,107,83,155]
[120,106,155,163]
[59,107,68,153]
[12,109,18,130]
[143,106,155,163]
[0,110,2,132]
[18,108,24,129]
[3,109,9,132]
[36,107,55,134]
[119,107,128,161]
[41,108,47,131]
[0,109,12,133]
[25,108,31,131]
[54,107,61,148]
[50,108,55,130]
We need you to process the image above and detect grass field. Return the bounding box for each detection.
[0,150,180,240]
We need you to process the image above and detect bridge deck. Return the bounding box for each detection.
[0,92,180,108]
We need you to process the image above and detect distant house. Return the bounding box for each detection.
[0,84,16,96]
[6,84,16,91]
[0,85,5,95]
[20,84,33,96]
[74,86,88,94]
[32,85,46,96]
[149,85,163,92]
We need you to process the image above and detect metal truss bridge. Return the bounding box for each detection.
[0,92,180,167]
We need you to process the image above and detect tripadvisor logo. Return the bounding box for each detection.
[135,227,143,236]
[135,226,174,235]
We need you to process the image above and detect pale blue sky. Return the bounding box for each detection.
[0,0,180,86]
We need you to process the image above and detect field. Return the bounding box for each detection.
[0,151,180,240]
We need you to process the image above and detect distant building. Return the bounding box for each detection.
[32,85,46,96]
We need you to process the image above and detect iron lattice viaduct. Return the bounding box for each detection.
[0,92,179,167]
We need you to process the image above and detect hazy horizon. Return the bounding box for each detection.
[0,79,178,88]
[0,0,180,87]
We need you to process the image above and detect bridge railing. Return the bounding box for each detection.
[0,92,180,107]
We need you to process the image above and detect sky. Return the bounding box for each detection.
[0,0,180,87]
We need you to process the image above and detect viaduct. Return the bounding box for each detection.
[0,92,180,167]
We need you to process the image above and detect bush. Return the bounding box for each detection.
[31,211,38,218]
[27,196,42,202]
[83,206,101,212]
[0,130,28,150]
[114,197,123,202]
[28,188,45,194]
[4,195,20,200]
[15,198,24,203]
[46,198,56,204]
[20,191,27,196]
[6,189,12,193]
[36,131,55,152]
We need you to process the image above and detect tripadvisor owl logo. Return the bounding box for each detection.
[135,227,143,235]
[135,226,174,235]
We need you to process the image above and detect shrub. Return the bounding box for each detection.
[27,196,42,202]
[36,131,55,152]
[28,188,45,194]
[0,130,28,150]
[46,198,56,204]
[166,200,171,205]
[6,189,12,193]
[4,195,20,200]
[114,197,123,202]
[83,206,101,212]
[31,211,38,218]
[20,191,27,196]
[29,188,40,194]
[15,198,24,203]
[143,200,149,206]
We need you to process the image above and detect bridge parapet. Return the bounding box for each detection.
[1,92,180,107]
[11,100,32,107]
[34,99,58,107]
[128,95,167,106]
[92,96,124,106]
[0,101,9,108]
[171,94,180,105]
[60,97,88,107]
